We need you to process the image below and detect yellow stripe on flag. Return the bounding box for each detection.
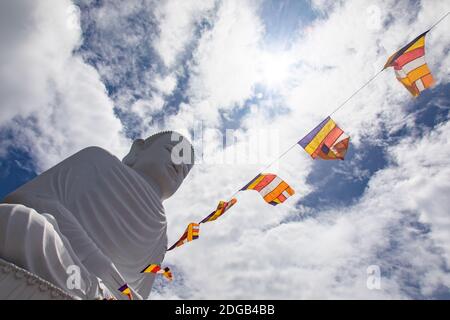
[247,174,265,190]
[405,36,425,53]
[187,224,193,241]
[407,64,430,82]
[305,119,336,155]
[286,187,295,196]
[264,181,288,203]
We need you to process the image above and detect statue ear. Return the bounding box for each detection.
[122,139,145,167]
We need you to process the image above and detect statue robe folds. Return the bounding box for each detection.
[0,147,168,299]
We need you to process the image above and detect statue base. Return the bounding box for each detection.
[0,257,77,300]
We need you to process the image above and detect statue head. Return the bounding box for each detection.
[122,131,195,201]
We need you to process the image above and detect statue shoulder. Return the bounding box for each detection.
[2,147,121,204]
[73,146,118,163]
[77,146,114,158]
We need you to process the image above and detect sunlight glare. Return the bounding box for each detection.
[259,52,292,88]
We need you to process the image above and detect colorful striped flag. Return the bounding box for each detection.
[167,222,200,251]
[141,264,173,281]
[162,267,173,281]
[118,283,133,300]
[200,198,238,223]
[384,31,434,97]
[298,117,350,160]
[241,174,295,206]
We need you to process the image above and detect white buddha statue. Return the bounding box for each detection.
[0,131,194,300]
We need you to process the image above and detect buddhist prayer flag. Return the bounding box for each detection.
[298,117,350,160]
[167,222,200,251]
[162,267,173,281]
[384,31,434,97]
[118,284,133,300]
[200,198,238,224]
[241,174,295,206]
[141,264,173,281]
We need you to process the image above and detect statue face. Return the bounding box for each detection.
[128,133,194,200]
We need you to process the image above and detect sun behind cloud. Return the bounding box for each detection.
[258,51,293,88]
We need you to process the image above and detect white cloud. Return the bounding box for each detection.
[152,74,178,96]
[131,96,165,118]
[153,0,216,69]
[185,0,264,124]
[0,0,129,170]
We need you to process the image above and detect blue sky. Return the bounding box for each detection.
[1,0,450,299]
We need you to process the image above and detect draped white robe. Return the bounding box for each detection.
[0,147,168,299]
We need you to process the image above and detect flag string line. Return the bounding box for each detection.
[428,11,450,31]
[225,11,449,201]
[166,12,450,253]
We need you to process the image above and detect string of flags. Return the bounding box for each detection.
[118,13,448,299]
[117,199,238,299]
[168,198,237,251]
